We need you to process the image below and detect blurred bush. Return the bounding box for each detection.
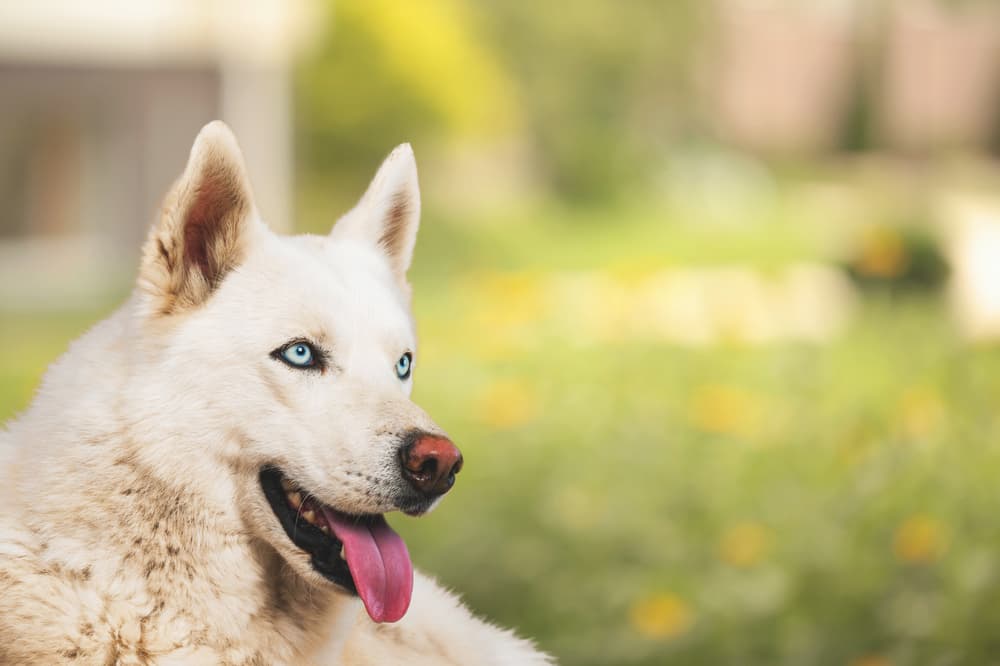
[844,224,950,294]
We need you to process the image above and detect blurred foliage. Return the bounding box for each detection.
[295,0,519,205]
[469,1,704,200]
[296,0,704,204]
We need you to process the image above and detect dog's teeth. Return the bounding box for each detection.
[280,478,294,492]
[319,524,329,535]
[340,545,346,560]
[302,509,316,524]
[288,491,302,509]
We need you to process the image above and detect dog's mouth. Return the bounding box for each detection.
[259,466,413,623]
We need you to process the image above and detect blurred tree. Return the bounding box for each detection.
[295,0,518,206]
[296,1,706,208]
[472,0,704,201]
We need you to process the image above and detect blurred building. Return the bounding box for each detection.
[710,0,858,154]
[0,0,318,309]
[709,0,1000,155]
[879,0,1000,152]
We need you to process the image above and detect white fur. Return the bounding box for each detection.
[0,122,552,665]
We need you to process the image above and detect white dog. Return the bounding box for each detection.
[0,122,552,665]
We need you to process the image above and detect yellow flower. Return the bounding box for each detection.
[893,515,947,564]
[629,593,694,640]
[854,227,909,278]
[896,386,945,440]
[689,385,760,437]
[719,522,769,568]
[474,379,537,429]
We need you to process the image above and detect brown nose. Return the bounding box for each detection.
[400,433,463,497]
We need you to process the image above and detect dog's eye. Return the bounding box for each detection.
[278,342,316,369]
[395,352,412,380]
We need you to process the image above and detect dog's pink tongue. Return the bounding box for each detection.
[320,508,413,623]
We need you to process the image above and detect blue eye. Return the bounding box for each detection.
[280,342,315,368]
[395,352,412,380]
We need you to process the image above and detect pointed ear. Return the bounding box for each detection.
[332,144,421,284]
[139,121,257,315]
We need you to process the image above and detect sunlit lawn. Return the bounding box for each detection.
[3,204,1000,665]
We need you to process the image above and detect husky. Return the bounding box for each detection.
[0,122,551,665]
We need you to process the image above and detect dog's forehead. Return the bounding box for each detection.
[244,231,414,334]
[277,233,394,291]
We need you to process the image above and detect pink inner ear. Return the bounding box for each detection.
[378,191,411,259]
[183,170,241,283]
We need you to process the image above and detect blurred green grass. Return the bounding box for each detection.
[3,206,1000,665]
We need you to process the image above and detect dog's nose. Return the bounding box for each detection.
[400,433,463,497]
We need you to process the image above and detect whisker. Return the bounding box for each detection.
[291,488,314,541]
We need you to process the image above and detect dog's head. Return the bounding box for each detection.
[135,122,461,623]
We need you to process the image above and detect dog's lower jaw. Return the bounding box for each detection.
[259,466,358,595]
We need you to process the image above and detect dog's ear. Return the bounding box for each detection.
[332,144,420,285]
[139,121,257,315]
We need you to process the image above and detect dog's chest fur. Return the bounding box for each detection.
[0,442,342,665]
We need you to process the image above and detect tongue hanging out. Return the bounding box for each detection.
[320,507,414,623]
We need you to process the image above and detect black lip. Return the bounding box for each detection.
[259,466,357,595]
